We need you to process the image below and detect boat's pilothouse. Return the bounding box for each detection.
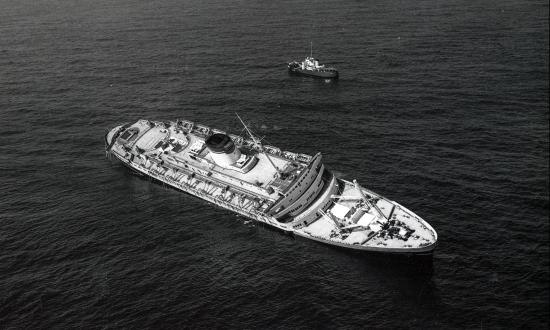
[301,57,326,70]
[105,116,437,254]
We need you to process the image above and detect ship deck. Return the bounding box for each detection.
[120,120,307,201]
[295,179,437,251]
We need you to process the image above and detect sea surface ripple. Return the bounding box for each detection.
[0,0,548,328]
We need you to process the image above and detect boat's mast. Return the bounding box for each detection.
[310,41,312,57]
[235,113,281,175]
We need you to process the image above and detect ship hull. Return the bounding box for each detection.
[288,67,339,79]
[293,231,436,255]
[108,148,292,233]
[107,129,436,255]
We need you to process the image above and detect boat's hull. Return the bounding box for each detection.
[293,230,436,255]
[109,149,290,231]
[288,67,339,79]
[107,134,436,255]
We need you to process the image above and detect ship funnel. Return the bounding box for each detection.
[205,133,241,167]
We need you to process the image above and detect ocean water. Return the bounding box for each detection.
[0,0,548,328]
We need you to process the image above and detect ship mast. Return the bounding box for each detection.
[310,41,312,57]
[353,180,389,221]
[235,113,282,176]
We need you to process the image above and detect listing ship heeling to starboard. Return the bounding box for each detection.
[105,116,437,254]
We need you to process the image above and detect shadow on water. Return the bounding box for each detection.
[251,217,436,276]
[271,224,443,320]
[308,237,442,317]
[304,235,436,277]
[286,73,340,85]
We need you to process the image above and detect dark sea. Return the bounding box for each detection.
[1,0,548,328]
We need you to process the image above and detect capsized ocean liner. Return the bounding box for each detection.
[105,116,437,254]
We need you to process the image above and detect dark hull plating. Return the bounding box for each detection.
[288,67,339,79]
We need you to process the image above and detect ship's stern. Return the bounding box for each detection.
[104,124,127,152]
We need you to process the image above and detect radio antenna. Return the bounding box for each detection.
[235,113,281,175]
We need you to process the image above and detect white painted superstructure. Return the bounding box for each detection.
[105,118,437,254]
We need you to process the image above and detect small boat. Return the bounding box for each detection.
[288,42,339,79]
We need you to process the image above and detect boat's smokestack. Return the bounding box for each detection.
[205,133,241,167]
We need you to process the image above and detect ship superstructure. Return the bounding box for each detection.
[105,117,437,254]
[288,57,339,79]
[288,42,339,79]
